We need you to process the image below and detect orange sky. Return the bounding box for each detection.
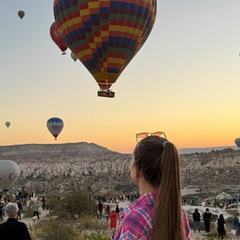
[0,1,240,153]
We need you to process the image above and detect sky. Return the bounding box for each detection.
[0,0,240,154]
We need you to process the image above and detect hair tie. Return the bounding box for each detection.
[163,141,168,148]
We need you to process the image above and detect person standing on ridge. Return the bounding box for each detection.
[193,208,201,233]
[110,207,117,230]
[216,214,226,239]
[203,208,211,233]
[104,205,110,224]
[98,200,103,219]
[233,212,240,238]
[32,201,40,220]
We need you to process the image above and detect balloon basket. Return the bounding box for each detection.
[97,90,115,98]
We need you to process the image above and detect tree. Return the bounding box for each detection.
[48,191,96,219]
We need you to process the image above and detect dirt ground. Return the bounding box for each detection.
[190,226,236,240]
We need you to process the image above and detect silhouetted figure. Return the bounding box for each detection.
[216,214,225,239]
[203,208,211,233]
[193,208,201,233]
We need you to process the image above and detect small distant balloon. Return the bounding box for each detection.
[47,117,64,140]
[0,160,20,192]
[5,122,11,128]
[18,10,25,19]
[235,138,240,148]
[70,52,78,62]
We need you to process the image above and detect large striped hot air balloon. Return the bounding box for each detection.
[54,0,157,97]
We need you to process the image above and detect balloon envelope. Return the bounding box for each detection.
[54,0,157,90]
[5,121,11,128]
[235,138,240,148]
[0,160,20,192]
[47,117,64,140]
[50,22,68,54]
[18,10,25,19]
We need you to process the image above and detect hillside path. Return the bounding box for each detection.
[2,209,50,227]
[22,209,49,227]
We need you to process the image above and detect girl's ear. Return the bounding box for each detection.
[133,164,141,183]
[135,165,140,178]
[130,164,139,184]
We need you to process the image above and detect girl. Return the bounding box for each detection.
[112,133,190,240]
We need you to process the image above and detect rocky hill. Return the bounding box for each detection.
[181,148,240,191]
[0,142,132,195]
[0,143,239,196]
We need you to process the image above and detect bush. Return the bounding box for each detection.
[79,215,108,230]
[80,232,110,240]
[32,191,112,240]
[47,191,96,219]
[31,217,112,240]
[36,219,80,240]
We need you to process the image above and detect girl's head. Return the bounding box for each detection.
[132,136,180,189]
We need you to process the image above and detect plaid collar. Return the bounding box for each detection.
[120,192,158,219]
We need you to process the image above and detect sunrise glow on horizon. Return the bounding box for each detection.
[0,1,240,154]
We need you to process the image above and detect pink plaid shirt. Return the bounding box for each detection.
[112,192,191,240]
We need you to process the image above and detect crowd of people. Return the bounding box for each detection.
[0,192,46,222]
[0,192,48,239]
[192,206,240,239]
[96,199,120,230]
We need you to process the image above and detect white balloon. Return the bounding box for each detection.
[0,160,20,191]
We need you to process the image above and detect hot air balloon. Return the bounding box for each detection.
[18,10,25,19]
[5,121,11,128]
[50,22,68,55]
[47,117,64,140]
[70,52,78,62]
[54,0,157,98]
[0,160,20,192]
[235,138,240,148]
